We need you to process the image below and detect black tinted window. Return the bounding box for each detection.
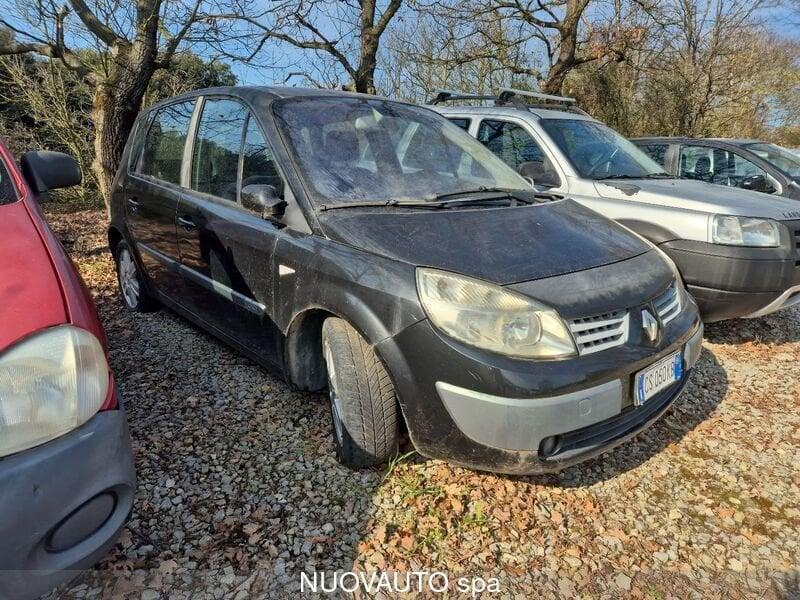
[477,120,544,171]
[140,101,195,185]
[191,99,247,202]
[241,116,284,198]
[640,144,668,167]
[0,160,18,205]
[448,118,471,131]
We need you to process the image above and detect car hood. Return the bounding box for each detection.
[0,201,67,350]
[593,179,800,221]
[320,199,651,285]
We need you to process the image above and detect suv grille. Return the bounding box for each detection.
[654,284,681,325]
[568,311,630,355]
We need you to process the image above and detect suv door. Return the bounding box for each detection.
[176,97,285,367]
[126,100,196,297]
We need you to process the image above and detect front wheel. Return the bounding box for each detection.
[322,318,400,467]
[114,241,157,312]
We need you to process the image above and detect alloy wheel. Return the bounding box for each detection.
[118,248,140,308]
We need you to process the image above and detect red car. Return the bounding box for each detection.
[0,142,135,599]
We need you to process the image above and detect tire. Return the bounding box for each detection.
[114,240,158,312]
[322,317,400,467]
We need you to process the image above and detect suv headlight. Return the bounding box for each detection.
[416,267,576,359]
[0,325,109,458]
[711,215,780,247]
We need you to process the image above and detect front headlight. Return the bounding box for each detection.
[711,215,781,247]
[0,325,109,458]
[416,267,577,359]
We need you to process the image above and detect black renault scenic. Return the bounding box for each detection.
[109,87,703,474]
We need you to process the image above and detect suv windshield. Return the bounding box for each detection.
[540,119,668,180]
[744,143,800,180]
[273,97,530,205]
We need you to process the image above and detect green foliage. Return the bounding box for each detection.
[0,51,235,210]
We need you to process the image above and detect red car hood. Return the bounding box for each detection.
[0,200,67,350]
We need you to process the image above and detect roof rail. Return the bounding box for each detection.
[496,88,577,106]
[496,88,589,116]
[426,89,496,105]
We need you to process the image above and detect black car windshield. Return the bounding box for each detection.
[539,119,668,179]
[744,143,800,180]
[273,97,530,206]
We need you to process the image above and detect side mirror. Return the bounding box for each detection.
[241,184,287,218]
[741,174,773,193]
[20,151,82,198]
[518,160,560,188]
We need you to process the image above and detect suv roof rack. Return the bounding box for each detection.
[426,89,496,105]
[496,88,589,115]
[427,87,590,116]
[496,87,577,106]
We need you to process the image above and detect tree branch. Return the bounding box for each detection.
[67,0,125,47]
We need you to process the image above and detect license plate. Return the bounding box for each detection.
[635,351,683,405]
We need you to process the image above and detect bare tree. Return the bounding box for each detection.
[250,0,404,93]
[417,0,633,95]
[0,0,257,207]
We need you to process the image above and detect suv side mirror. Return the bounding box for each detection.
[241,184,287,218]
[20,151,82,198]
[518,160,560,189]
[741,173,775,194]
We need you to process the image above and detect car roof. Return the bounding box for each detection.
[632,136,765,146]
[143,85,408,113]
[434,104,597,122]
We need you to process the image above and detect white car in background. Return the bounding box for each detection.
[430,89,800,323]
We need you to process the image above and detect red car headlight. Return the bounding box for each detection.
[0,325,109,457]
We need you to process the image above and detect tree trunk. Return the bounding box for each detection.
[91,88,138,210]
[540,0,589,95]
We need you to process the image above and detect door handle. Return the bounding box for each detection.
[127,197,140,212]
[177,215,196,231]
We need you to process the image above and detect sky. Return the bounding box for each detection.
[228,4,800,87]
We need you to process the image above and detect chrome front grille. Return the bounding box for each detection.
[568,310,630,355]
[654,284,681,325]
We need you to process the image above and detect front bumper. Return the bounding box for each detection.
[377,304,703,475]
[661,230,800,322]
[0,409,136,600]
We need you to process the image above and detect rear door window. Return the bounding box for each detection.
[190,99,248,202]
[139,101,196,185]
[477,120,545,171]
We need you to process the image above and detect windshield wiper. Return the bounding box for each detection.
[595,173,673,181]
[424,186,522,202]
[317,199,445,212]
[318,188,536,212]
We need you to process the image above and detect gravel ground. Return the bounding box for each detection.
[43,209,799,599]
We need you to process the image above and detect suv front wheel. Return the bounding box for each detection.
[322,317,400,467]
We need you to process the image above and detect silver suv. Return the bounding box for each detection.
[431,89,800,322]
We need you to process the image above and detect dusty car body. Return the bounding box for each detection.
[109,86,702,475]
[433,90,800,322]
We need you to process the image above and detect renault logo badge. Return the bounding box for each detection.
[642,309,659,342]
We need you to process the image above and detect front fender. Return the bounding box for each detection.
[273,230,424,345]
